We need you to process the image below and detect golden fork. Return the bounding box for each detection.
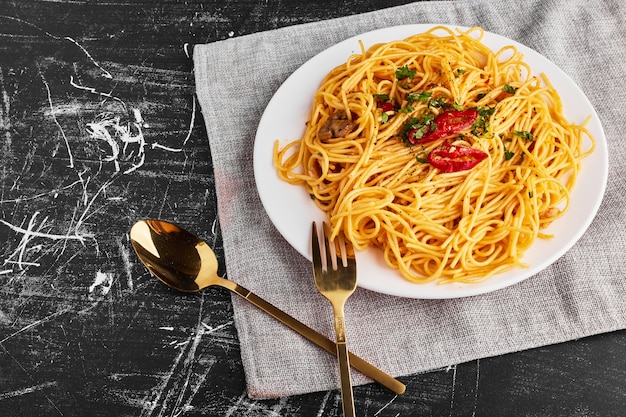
[312,221,358,417]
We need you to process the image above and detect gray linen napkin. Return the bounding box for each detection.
[194,0,626,399]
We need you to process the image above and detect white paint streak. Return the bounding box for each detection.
[69,75,125,108]
[448,364,457,417]
[0,68,12,148]
[0,381,59,400]
[117,237,134,290]
[0,16,109,79]
[151,96,196,152]
[224,392,248,417]
[472,359,480,417]
[88,270,114,296]
[63,36,112,79]
[315,391,333,417]
[201,321,232,335]
[85,111,147,174]
[1,211,89,270]
[0,307,71,344]
[41,74,74,168]
[374,395,399,416]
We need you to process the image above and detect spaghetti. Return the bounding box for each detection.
[274,26,595,284]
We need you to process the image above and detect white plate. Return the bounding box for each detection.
[253,25,608,299]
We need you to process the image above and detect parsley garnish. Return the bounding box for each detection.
[407,92,432,103]
[373,93,390,101]
[513,130,534,141]
[416,152,429,163]
[503,84,517,94]
[396,65,416,80]
[504,147,515,160]
[399,113,435,145]
[471,106,496,137]
[428,96,450,109]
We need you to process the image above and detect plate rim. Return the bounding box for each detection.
[253,24,609,299]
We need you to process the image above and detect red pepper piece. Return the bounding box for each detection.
[409,109,478,144]
[428,144,488,173]
[379,101,395,113]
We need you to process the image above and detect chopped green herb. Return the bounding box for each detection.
[504,148,515,160]
[407,92,432,103]
[503,84,517,94]
[399,113,435,145]
[428,96,450,109]
[416,152,429,163]
[396,65,416,80]
[471,106,496,137]
[373,93,390,100]
[477,106,496,118]
[457,68,467,75]
[513,130,534,141]
[477,93,486,100]
[381,112,389,123]
[397,106,414,113]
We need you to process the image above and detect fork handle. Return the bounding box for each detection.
[337,339,356,417]
[221,280,405,395]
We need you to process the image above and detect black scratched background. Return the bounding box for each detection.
[1,1,625,416]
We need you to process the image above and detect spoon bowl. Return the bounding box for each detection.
[130,219,218,292]
[129,219,405,395]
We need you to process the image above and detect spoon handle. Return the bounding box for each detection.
[221,279,406,395]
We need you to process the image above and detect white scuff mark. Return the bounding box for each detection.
[315,391,333,417]
[41,74,74,168]
[69,75,125,109]
[1,211,90,271]
[200,321,232,335]
[132,108,148,128]
[449,363,458,416]
[85,111,147,174]
[0,269,13,275]
[224,393,248,417]
[0,307,72,344]
[0,69,12,148]
[471,359,480,417]
[0,16,112,79]
[0,178,85,204]
[159,326,175,331]
[0,381,59,401]
[88,270,114,296]
[183,42,191,58]
[373,395,399,416]
[117,237,134,291]
[63,36,112,79]
[151,96,196,152]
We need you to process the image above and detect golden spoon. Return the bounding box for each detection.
[129,219,405,395]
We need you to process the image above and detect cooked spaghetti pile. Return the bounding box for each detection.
[274,26,594,284]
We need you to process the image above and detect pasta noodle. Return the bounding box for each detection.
[273,26,595,284]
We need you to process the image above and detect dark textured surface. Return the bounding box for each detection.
[1,1,625,416]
